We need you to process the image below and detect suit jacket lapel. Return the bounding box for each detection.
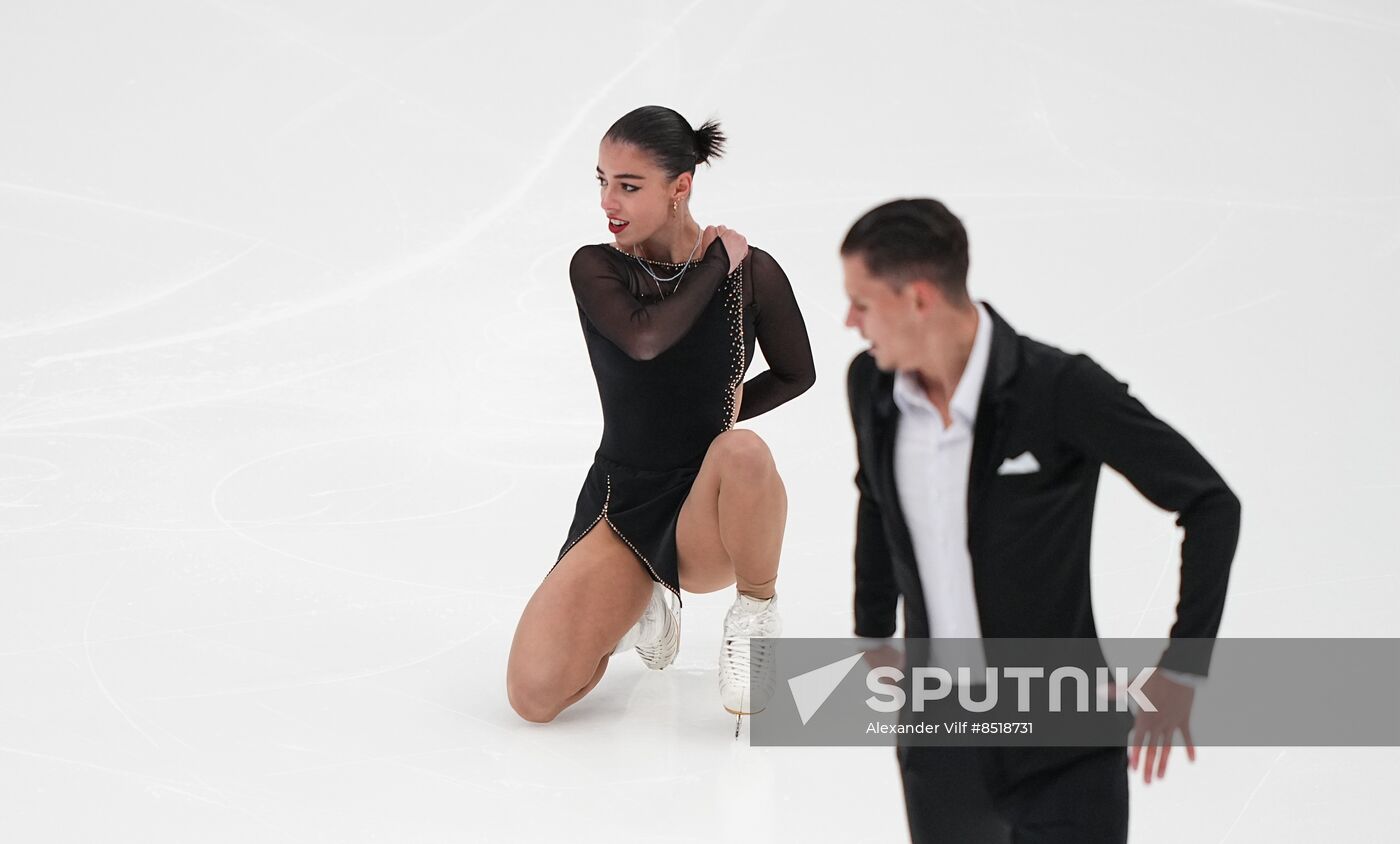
[967,302,1021,613]
[871,372,930,636]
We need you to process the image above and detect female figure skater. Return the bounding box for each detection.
[507,106,815,725]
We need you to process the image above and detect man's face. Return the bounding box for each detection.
[842,254,919,372]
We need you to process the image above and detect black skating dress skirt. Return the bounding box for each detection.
[549,238,763,608]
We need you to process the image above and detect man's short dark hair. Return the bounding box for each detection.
[840,198,971,307]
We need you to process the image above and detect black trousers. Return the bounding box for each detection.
[897,746,1129,843]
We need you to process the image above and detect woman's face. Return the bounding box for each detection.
[596,139,689,247]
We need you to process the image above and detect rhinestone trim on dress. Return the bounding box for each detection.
[721,262,746,431]
[606,243,691,267]
[547,474,683,604]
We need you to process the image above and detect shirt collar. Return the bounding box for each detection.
[891,301,993,426]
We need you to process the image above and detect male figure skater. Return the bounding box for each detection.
[842,198,1241,842]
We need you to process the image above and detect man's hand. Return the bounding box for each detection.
[859,640,906,673]
[1126,671,1197,785]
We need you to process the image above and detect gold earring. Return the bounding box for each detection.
[672,199,678,213]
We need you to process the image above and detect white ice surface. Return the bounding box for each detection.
[2,1,1398,841]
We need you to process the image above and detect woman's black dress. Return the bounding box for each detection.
[549,236,815,606]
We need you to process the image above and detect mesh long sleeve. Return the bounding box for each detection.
[569,238,731,361]
[736,247,816,420]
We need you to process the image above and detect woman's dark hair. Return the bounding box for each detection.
[604,106,726,180]
[840,198,972,306]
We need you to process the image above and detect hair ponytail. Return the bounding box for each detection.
[604,106,727,179]
[691,119,727,167]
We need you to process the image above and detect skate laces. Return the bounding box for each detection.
[636,586,680,666]
[721,606,779,681]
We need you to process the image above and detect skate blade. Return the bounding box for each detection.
[723,705,767,716]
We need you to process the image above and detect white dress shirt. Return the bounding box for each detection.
[892,301,993,679]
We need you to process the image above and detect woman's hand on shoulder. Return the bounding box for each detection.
[700,225,719,256]
[711,225,748,275]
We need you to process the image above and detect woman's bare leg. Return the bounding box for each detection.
[676,429,787,598]
[507,523,653,723]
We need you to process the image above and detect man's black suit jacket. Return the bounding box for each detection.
[847,301,1241,786]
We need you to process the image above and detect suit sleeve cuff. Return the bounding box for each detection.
[855,636,902,652]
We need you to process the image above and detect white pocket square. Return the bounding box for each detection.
[997,451,1041,475]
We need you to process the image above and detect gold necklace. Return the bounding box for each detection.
[630,227,703,298]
